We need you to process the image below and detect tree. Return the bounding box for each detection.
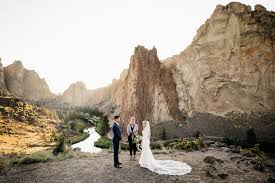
[161,128,167,140]
[96,115,110,136]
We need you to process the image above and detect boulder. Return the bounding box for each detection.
[221,147,231,153]
[73,147,81,152]
[218,173,228,179]
[203,163,217,177]
[203,155,223,164]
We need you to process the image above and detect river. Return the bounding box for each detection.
[71,127,102,153]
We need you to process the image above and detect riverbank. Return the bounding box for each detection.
[1,148,274,183]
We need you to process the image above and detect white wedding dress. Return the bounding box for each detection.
[139,121,192,175]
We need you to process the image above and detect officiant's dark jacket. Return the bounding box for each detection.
[112,122,121,143]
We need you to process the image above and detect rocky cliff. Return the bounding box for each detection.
[3,61,54,101]
[160,2,275,140]
[164,2,274,115]
[0,59,6,90]
[60,81,91,106]
[118,46,184,131]
[88,2,275,140]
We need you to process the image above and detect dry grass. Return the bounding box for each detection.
[0,149,274,183]
[0,118,58,154]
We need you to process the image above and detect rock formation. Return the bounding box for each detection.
[3,61,54,101]
[164,2,274,115]
[60,81,91,106]
[0,58,6,90]
[88,2,275,141]
[119,46,184,131]
[160,2,275,140]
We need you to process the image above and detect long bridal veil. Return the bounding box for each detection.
[139,121,192,175]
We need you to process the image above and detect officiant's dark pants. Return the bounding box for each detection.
[128,136,137,156]
[113,141,119,165]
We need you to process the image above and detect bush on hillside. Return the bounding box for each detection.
[52,135,70,155]
[161,128,167,140]
[95,115,110,136]
[94,137,112,149]
[71,120,86,133]
[19,154,51,164]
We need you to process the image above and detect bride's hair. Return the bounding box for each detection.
[142,120,150,128]
[130,116,135,123]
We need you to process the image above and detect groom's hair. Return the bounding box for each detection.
[114,115,120,120]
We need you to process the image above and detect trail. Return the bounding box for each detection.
[0,150,273,183]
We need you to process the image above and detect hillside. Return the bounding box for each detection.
[0,90,59,154]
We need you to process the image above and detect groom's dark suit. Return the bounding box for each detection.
[112,122,121,166]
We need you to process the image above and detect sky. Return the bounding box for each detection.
[0,0,274,94]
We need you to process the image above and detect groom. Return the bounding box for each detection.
[112,115,122,168]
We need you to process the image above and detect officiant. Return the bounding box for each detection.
[127,116,138,160]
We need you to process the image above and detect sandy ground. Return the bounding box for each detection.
[0,149,274,183]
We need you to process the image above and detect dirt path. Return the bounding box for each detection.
[0,149,273,183]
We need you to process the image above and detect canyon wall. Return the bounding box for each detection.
[160,2,275,140]
[0,59,6,90]
[60,81,91,106]
[3,61,54,101]
[88,2,275,140]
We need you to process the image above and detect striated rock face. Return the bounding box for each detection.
[165,2,274,116]
[88,2,275,140]
[161,2,275,140]
[87,69,128,115]
[119,46,184,131]
[60,81,91,106]
[0,58,6,90]
[3,61,54,101]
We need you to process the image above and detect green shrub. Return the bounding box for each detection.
[150,142,162,150]
[223,137,245,147]
[0,157,5,172]
[67,132,89,144]
[71,120,86,133]
[163,139,180,148]
[167,137,206,150]
[19,154,51,164]
[64,111,85,122]
[95,116,110,136]
[241,144,266,160]
[94,137,112,149]
[161,128,167,140]
[120,143,129,151]
[53,135,70,155]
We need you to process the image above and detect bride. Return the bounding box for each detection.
[139,121,192,175]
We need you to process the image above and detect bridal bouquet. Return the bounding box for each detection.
[134,135,143,151]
